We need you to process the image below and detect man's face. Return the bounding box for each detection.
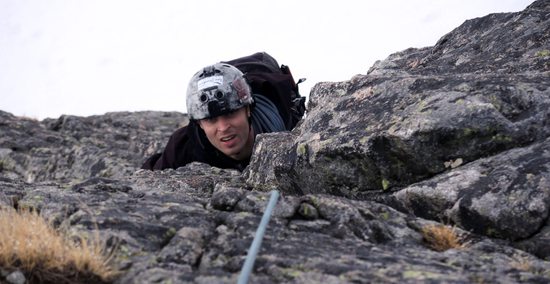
[198,107,254,161]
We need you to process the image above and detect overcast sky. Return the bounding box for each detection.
[0,0,535,120]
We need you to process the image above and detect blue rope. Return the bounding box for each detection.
[237,190,280,284]
[251,94,286,134]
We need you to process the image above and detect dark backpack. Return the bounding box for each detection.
[222,52,306,131]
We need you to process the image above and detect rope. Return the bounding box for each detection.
[251,94,286,134]
[237,190,280,284]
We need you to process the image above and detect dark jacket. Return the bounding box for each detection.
[141,68,301,171]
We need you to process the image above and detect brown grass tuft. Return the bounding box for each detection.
[0,208,118,283]
[511,257,532,272]
[421,224,465,252]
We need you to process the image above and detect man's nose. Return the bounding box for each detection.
[216,117,231,131]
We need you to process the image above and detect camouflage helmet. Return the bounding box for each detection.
[186,63,253,120]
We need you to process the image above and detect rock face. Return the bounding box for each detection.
[1,1,550,283]
[247,0,550,260]
[0,111,187,183]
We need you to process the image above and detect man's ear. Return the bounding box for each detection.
[197,120,204,130]
[246,106,251,117]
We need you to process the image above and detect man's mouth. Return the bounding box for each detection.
[221,135,236,142]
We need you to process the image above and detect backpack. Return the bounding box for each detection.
[222,52,306,131]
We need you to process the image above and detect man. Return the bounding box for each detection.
[142,61,292,171]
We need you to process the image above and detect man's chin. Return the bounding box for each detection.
[223,150,243,161]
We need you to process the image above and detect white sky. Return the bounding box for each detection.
[0,0,535,120]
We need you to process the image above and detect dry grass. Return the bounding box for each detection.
[510,256,549,276]
[421,224,465,252]
[0,208,118,283]
[511,257,532,272]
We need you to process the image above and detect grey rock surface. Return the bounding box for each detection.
[2,1,550,283]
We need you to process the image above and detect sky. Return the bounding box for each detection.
[0,0,536,120]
